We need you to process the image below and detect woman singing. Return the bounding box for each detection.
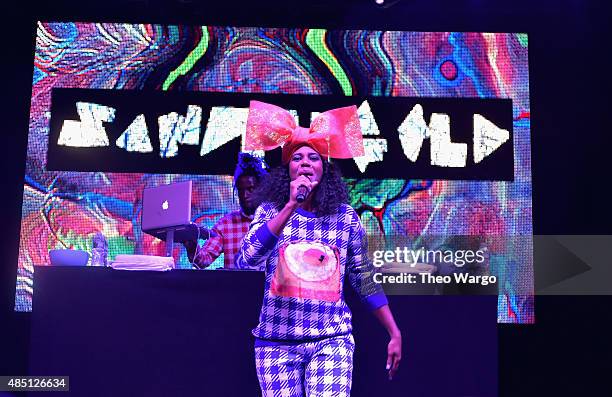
[236,101,402,396]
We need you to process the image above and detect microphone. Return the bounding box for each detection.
[296,185,310,203]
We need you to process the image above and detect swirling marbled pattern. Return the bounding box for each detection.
[20,23,532,323]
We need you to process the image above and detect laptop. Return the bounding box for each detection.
[142,180,192,231]
[141,181,200,243]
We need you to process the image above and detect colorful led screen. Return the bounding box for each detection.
[19,22,533,323]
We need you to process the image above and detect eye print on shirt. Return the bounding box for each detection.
[270,241,340,302]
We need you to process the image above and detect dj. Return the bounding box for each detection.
[236,101,402,396]
[184,152,266,269]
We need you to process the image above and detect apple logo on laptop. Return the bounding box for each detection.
[162,200,169,210]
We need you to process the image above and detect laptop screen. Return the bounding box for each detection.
[141,181,192,232]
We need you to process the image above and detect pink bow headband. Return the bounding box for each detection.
[244,100,365,164]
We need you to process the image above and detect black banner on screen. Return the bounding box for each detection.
[48,88,514,180]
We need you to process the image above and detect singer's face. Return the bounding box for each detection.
[289,146,323,183]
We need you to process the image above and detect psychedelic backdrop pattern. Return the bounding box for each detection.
[19,22,533,322]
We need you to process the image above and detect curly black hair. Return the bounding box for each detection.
[252,160,349,216]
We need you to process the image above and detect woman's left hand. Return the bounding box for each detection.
[386,334,402,380]
[371,305,402,380]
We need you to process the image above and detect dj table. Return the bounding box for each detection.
[29,266,497,396]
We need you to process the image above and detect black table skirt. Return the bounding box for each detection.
[30,266,497,397]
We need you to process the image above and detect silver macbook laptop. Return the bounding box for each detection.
[142,180,192,233]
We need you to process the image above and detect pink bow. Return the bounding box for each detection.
[245,100,364,164]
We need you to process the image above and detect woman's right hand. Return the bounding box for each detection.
[269,175,319,237]
[288,175,318,205]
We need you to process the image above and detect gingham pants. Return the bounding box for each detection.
[255,334,355,397]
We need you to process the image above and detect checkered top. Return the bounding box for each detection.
[236,202,388,340]
[195,210,253,269]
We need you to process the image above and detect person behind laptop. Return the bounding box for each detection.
[184,153,267,269]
